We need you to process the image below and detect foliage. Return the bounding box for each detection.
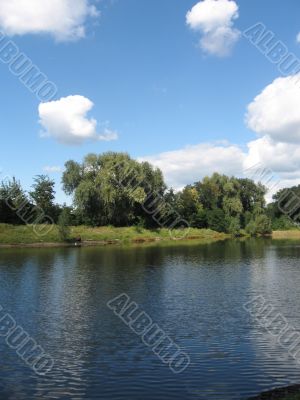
[58,207,72,241]
[0,224,228,245]
[227,216,241,237]
[62,152,166,227]
[0,178,29,225]
[246,215,272,236]
[0,153,278,237]
[207,209,227,233]
[30,175,59,222]
[272,215,295,230]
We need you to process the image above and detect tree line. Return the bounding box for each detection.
[0,152,297,236]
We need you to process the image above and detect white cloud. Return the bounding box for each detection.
[186,0,240,57]
[43,166,62,173]
[244,136,300,201]
[243,74,300,198]
[140,136,300,200]
[39,95,118,145]
[245,136,300,177]
[143,73,300,198]
[0,0,99,41]
[246,74,300,143]
[297,32,300,44]
[141,142,245,190]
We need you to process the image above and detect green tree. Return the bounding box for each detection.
[177,186,203,227]
[30,175,57,221]
[0,178,29,224]
[238,179,266,213]
[207,209,227,232]
[227,216,241,236]
[62,152,167,227]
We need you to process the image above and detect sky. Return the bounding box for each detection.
[1,0,300,204]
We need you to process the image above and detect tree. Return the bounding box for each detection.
[0,178,29,224]
[207,209,227,232]
[269,185,300,226]
[30,175,58,222]
[227,216,241,236]
[222,179,243,218]
[238,178,266,213]
[195,173,227,210]
[193,209,208,229]
[62,152,167,227]
[177,186,203,227]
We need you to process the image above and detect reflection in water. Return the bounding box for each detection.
[0,239,299,399]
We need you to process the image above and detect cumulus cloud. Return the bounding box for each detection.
[141,142,245,190]
[186,0,240,57]
[246,74,300,143]
[39,95,118,145]
[141,73,300,198]
[245,136,300,177]
[243,73,300,198]
[0,0,99,41]
[140,138,300,203]
[243,136,300,201]
[297,33,300,44]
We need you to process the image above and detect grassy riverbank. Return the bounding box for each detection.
[272,230,300,239]
[1,225,300,248]
[0,223,229,247]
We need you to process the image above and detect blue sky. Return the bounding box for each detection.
[1,0,300,203]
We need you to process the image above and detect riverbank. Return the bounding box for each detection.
[249,385,300,399]
[0,224,229,248]
[272,230,300,239]
[0,225,299,248]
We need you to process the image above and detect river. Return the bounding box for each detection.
[0,239,299,399]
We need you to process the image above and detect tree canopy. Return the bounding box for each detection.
[0,152,284,236]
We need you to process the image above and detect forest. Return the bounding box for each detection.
[0,152,298,237]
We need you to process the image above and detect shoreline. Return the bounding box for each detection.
[248,385,300,399]
[0,224,231,248]
[0,235,229,249]
[0,224,299,249]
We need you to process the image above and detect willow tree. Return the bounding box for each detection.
[62,152,166,227]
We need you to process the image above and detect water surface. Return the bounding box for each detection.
[0,239,300,399]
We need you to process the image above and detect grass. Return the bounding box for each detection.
[2,225,299,247]
[272,230,300,239]
[0,224,229,246]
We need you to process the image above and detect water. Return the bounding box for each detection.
[0,239,300,399]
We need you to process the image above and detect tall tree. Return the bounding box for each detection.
[0,178,28,224]
[30,175,57,221]
[62,152,167,227]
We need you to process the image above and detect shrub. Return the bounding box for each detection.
[246,214,272,236]
[58,208,71,241]
[207,209,227,232]
[228,216,241,237]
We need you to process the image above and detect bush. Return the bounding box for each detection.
[227,216,241,237]
[272,215,295,230]
[246,214,272,236]
[207,209,227,232]
[192,209,208,229]
[58,208,71,241]
[245,220,257,236]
